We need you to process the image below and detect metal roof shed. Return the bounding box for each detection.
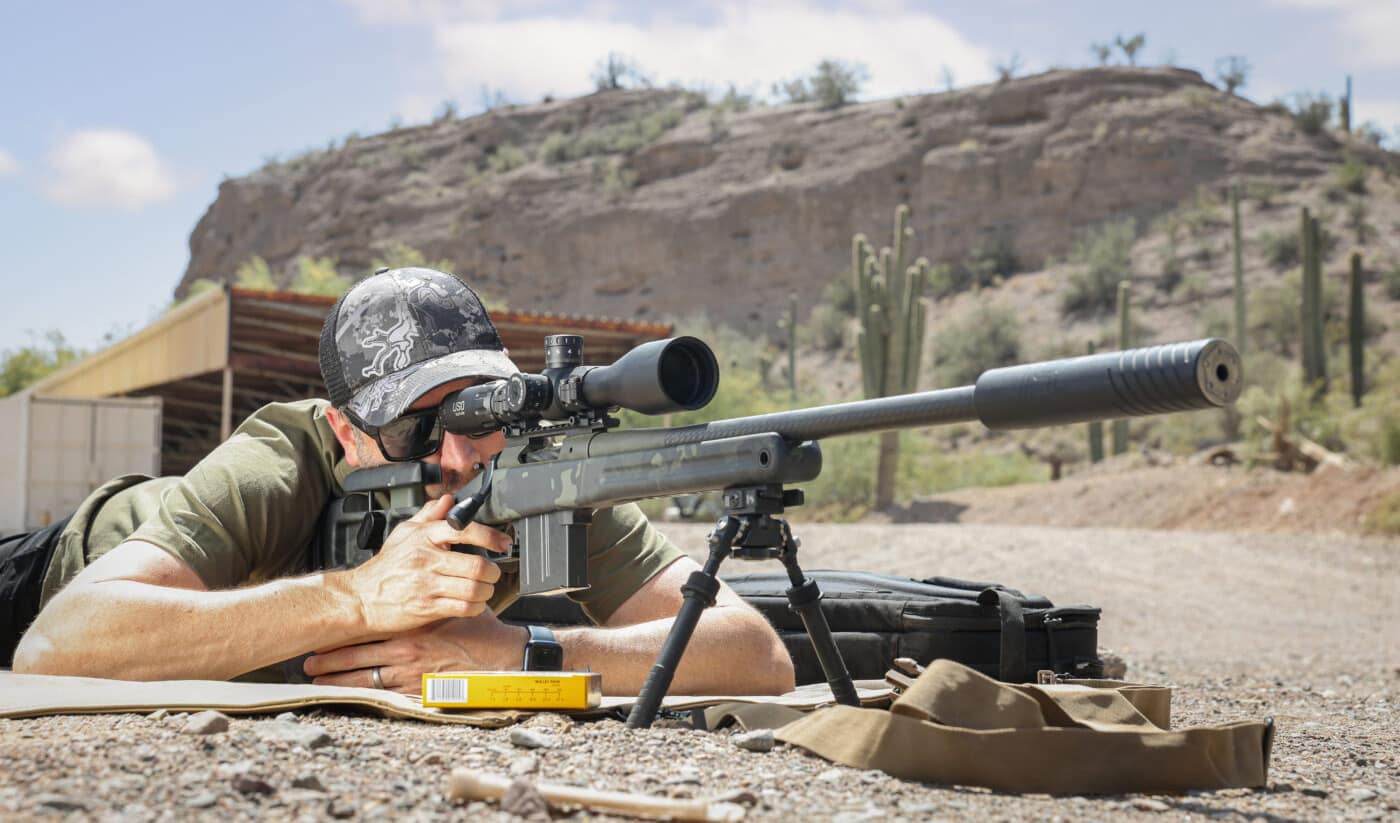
[32,286,672,475]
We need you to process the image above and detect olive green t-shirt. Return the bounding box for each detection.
[41,398,684,626]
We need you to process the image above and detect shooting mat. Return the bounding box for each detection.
[0,672,892,726]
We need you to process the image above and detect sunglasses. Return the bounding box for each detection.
[355,407,493,462]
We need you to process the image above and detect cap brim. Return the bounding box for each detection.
[347,349,520,427]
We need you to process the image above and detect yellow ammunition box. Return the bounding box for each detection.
[422,671,603,710]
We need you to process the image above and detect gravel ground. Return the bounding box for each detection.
[2,522,1396,821]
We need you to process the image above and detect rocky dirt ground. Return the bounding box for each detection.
[2,468,1397,821]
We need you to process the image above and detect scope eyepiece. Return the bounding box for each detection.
[437,334,721,436]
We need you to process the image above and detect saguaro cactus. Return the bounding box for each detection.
[1349,252,1365,407]
[1086,341,1104,463]
[853,204,931,510]
[785,292,798,402]
[1111,281,1131,455]
[1230,182,1246,354]
[1340,75,1353,134]
[1300,207,1328,395]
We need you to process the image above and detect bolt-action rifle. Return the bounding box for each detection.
[315,333,1242,727]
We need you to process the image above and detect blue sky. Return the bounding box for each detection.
[1,0,1396,355]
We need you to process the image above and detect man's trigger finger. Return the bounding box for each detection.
[409,495,454,523]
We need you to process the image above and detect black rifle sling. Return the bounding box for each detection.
[978,587,1027,683]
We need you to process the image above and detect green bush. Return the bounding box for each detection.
[1060,218,1136,315]
[1285,92,1333,135]
[1384,260,1400,300]
[1368,492,1400,535]
[961,230,1018,288]
[0,331,83,397]
[1332,153,1368,197]
[1178,186,1223,236]
[371,243,455,274]
[1263,230,1299,269]
[773,59,867,110]
[235,256,277,290]
[536,107,685,164]
[290,256,350,297]
[931,301,1022,386]
[486,143,527,173]
[800,303,847,351]
[796,431,1043,520]
[1244,178,1279,209]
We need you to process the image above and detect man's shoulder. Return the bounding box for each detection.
[236,398,334,438]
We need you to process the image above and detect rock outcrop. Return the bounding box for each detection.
[180,67,1338,336]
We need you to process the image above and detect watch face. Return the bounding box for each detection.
[529,643,564,672]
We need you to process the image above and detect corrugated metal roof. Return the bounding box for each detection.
[32,286,672,474]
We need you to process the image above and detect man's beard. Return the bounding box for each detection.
[427,466,466,499]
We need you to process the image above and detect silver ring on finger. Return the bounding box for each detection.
[372,666,385,690]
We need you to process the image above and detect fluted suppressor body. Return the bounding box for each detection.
[972,338,1242,429]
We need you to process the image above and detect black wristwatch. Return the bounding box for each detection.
[522,625,563,671]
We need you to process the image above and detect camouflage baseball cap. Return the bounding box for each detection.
[318,267,518,428]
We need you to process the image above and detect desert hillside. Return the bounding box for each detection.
[179,66,1395,346]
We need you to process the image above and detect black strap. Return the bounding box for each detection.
[0,516,73,667]
[978,587,1027,682]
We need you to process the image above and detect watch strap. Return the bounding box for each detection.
[522,625,562,671]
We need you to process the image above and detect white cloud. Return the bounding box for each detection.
[0,147,17,177]
[344,1,995,115]
[44,129,178,210]
[1269,0,1400,69]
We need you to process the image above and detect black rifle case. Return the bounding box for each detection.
[500,570,1102,684]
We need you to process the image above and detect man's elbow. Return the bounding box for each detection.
[11,630,62,675]
[742,612,796,694]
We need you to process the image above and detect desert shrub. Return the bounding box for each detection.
[1368,492,1400,535]
[1344,198,1375,245]
[1248,269,1340,356]
[537,107,685,164]
[186,278,222,298]
[1060,218,1136,315]
[1285,92,1333,136]
[1244,179,1279,209]
[1384,260,1400,300]
[1175,271,1210,302]
[0,331,83,397]
[290,256,350,296]
[486,143,527,173]
[1332,153,1368,197]
[1263,230,1299,269]
[600,159,637,194]
[538,131,571,164]
[1178,186,1224,236]
[797,431,1043,520]
[371,243,455,274]
[592,52,651,91]
[931,301,1022,386]
[1214,55,1249,94]
[235,256,277,290]
[961,230,1018,287]
[773,59,867,110]
[801,304,847,351]
[1199,302,1232,340]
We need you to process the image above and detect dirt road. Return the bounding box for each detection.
[2,522,1396,821]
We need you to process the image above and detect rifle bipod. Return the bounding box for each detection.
[625,484,860,729]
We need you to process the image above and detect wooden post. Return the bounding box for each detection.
[1111,281,1131,455]
[220,366,234,441]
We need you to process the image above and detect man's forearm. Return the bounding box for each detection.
[13,572,368,681]
[556,607,795,696]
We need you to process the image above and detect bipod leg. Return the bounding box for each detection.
[625,516,740,729]
[776,521,860,707]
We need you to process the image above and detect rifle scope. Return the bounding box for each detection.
[439,335,719,436]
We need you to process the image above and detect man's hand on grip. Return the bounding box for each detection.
[344,495,509,634]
